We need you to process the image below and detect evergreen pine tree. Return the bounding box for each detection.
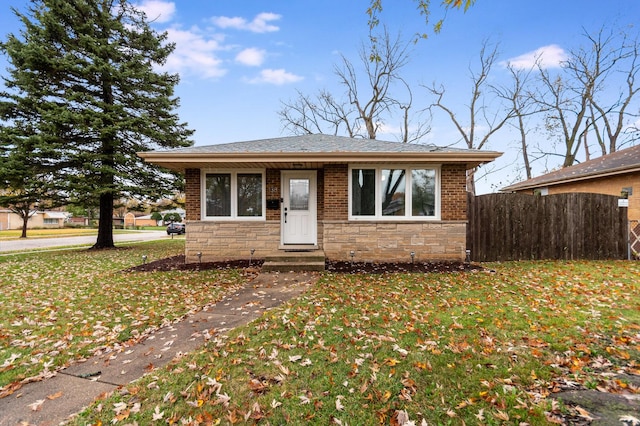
[0,0,193,248]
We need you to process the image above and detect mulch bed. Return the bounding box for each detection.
[125,255,482,274]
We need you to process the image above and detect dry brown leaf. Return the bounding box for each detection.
[493,410,509,421]
[47,391,63,400]
[575,406,594,420]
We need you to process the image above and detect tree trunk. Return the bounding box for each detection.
[93,192,115,249]
[93,65,116,250]
[20,213,29,238]
[467,168,477,196]
[518,115,532,180]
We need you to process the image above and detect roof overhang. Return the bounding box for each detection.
[138,150,503,173]
[44,211,68,219]
[502,165,640,192]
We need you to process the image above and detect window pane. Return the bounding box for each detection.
[238,173,262,216]
[381,169,406,216]
[412,169,436,216]
[289,178,309,210]
[205,174,231,216]
[352,169,375,215]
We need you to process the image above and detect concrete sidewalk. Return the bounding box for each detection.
[0,272,317,426]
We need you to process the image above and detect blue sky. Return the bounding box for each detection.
[1,0,639,193]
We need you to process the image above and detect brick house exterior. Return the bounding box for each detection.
[0,210,67,230]
[139,135,501,264]
[502,144,640,222]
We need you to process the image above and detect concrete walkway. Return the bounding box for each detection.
[0,272,317,426]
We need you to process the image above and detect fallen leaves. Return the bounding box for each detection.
[28,399,45,411]
[32,260,640,425]
[47,391,63,400]
[0,240,249,393]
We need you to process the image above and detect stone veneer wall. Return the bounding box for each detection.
[185,221,281,263]
[183,164,469,263]
[322,221,467,262]
[319,163,468,262]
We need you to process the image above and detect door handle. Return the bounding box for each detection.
[284,207,288,224]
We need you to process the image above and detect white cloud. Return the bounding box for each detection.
[212,12,281,33]
[235,48,266,67]
[135,0,176,24]
[249,69,303,85]
[162,27,227,79]
[503,44,567,70]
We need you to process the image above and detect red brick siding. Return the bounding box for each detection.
[441,164,467,221]
[317,168,325,221]
[187,164,467,222]
[266,169,281,221]
[185,169,201,221]
[324,164,348,220]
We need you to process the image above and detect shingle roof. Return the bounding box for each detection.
[502,144,640,191]
[138,134,502,172]
[163,134,470,154]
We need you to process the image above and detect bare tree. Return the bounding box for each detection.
[279,29,430,143]
[426,40,516,194]
[533,26,640,168]
[493,64,538,179]
[588,30,640,155]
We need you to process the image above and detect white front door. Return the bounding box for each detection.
[281,170,317,245]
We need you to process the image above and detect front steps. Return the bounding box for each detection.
[261,250,325,272]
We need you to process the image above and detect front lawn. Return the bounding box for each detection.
[0,240,250,396]
[71,260,639,425]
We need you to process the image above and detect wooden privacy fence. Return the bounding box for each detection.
[467,192,628,261]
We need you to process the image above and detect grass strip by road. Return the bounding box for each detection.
[71,260,639,424]
[0,228,154,241]
[0,239,250,396]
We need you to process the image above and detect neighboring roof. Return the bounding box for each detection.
[43,211,68,219]
[502,144,640,192]
[138,134,501,172]
[160,208,186,215]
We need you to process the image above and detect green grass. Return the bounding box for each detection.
[0,240,250,394]
[0,227,152,240]
[69,260,639,425]
[0,228,98,240]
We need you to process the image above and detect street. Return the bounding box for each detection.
[0,230,172,253]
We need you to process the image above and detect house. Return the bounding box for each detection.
[502,144,640,221]
[0,209,68,230]
[68,216,90,226]
[123,212,157,228]
[123,209,185,227]
[138,135,501,264]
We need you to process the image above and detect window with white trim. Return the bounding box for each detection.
[349,165,440,220]
[202,170,265,220]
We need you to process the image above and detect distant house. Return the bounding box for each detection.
[123,212,155,228]
[0,209,68,230]
[123,209,185,228]
[139,135,501,264]
[502,144,640,221]
[68,216,90,226]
